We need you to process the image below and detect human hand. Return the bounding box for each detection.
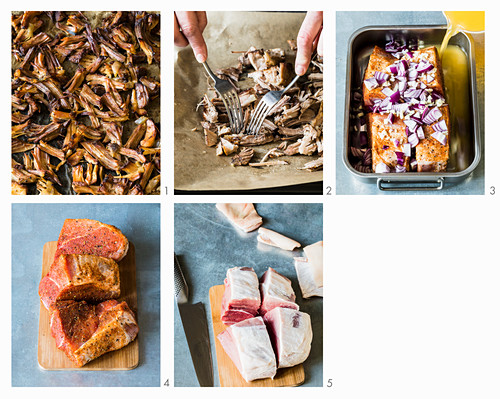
[295,11,323,76]
[174,11,208,63]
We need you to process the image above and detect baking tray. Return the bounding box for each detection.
[343,26,481,191]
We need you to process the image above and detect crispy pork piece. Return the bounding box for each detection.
[259,267,299,316]
[362,46,397,106]
[241,47,285,71]
[416,105,450,172]
[257,227,301,251]
[363,45,445,107]
[11,11,161,195]
[408,46,445,97]
[50,299,138,367]
[231,147,254,166]
[216,203,263,233]
[55,219,129,261]
[367,113,410,172]
[221,267,261,326]
[217,317,277,382]
[248,62,293,88]
[39,254,120,310]
[263,307,312,368]
[294,241,323,298]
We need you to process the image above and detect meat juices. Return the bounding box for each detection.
[259,267,299,316]
[294,241,323,298]
[257,227,301,251]
[221,267,261,325]
[55,219,129,261]
[263,308,313,369]
[50,299,139,367]
[217,317,277,382]
[216,203,263,233]
[39,254,120,310]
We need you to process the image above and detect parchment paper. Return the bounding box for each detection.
[174,11,323,191]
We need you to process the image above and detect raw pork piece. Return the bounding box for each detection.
[55,219,129,261]
[257,227,301,251]
[294,241,323,298]
[218,317,277,382]
[50,299,139,367]
[39,254,120,310]
[221,267,261,325]
[263,307,312,368]
[216,203,263,233]
[259,267,299,315]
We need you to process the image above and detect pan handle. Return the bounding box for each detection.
[377,177,444,191]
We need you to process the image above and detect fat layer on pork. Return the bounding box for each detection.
[263,307,313,368]
[294,241,323,298]
[259,267,299,315]
[216,203,263,233]
[257,227,301,251]
[221,267,261,325]
[218,316,277,382]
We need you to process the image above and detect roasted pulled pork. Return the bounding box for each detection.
[12,11,160,194]
[198,45,323,171]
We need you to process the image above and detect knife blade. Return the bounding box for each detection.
[174,254,214,387]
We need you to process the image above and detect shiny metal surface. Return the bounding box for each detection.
[343,25,481,191]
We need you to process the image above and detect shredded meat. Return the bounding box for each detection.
[11,11,161,194]
[197,44,322,171]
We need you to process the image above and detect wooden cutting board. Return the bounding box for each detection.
[38,241,139,370]
[209,284,305,387]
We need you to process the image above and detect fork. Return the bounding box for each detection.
[246,74,301,135]
[202,61,243,133]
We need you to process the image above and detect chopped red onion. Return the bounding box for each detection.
[364,77,379,90]
[404,119,418,132]
[375,162,391,173]
[422,107,442,124]
[408,133,419,147]
[395,151,404,166]
[416,61,434,73]
[374,71,389,84]
[381,87,394,97]
[389,91,401,103]
[416,126,425,140]
[404,88,422,99]
[432,120,448,132]
[431,132,447,145]
[408,70,418,81]
[395,164,406,173]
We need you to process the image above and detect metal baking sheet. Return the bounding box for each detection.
[343,25,481,191]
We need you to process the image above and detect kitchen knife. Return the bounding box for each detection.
[174,254,214,387]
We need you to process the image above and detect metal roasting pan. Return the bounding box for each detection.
[343,26,481,191]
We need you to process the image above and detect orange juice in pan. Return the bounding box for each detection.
[439,12,483,168]
[440,11,485,54]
